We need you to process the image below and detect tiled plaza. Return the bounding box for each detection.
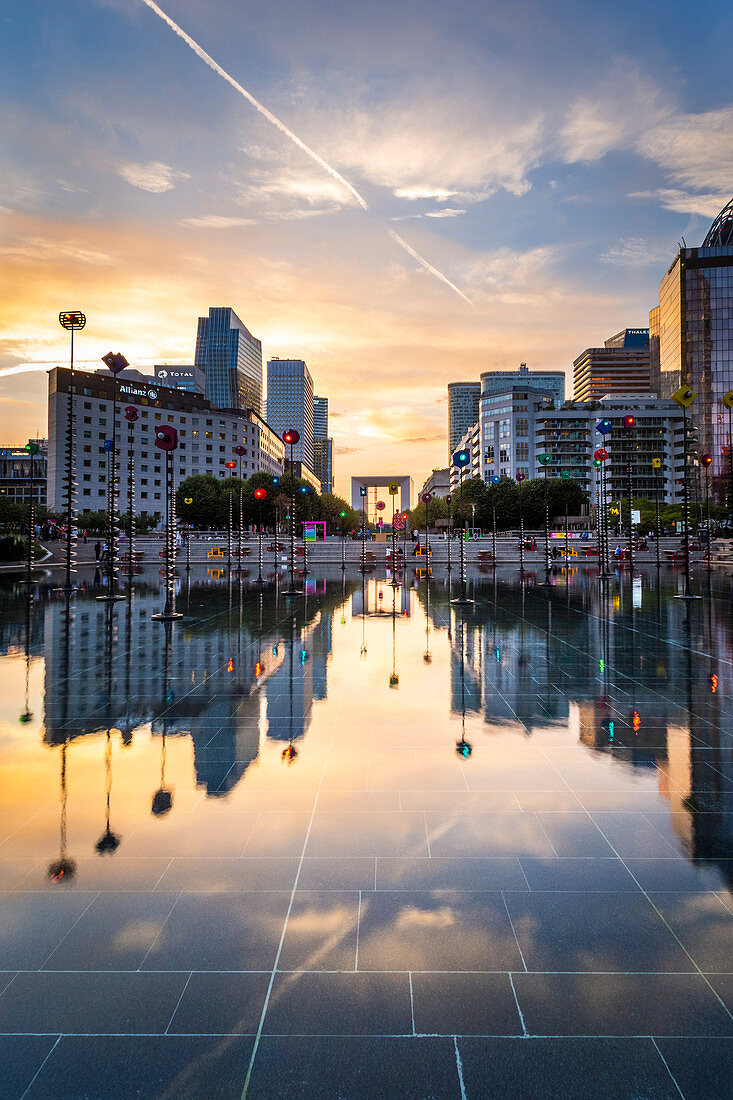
[0,565,730,1098]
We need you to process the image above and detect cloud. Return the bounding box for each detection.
[118,161,191,193]
[394,186,458,201]
[178,215,258,228]
[628,188,726,218]
[599,237,676,267]
[425,209,466,219]
[0,236,113,266]
[636,107,733,198]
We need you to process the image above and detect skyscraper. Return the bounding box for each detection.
[480,363,565,406]
[573,329,651,401]
[266,358,314,469]
[448,382,480,459]
[649,197,733,483]
[195,307,262,414]
[312,395,334,493]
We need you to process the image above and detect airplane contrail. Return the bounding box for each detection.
[388,229,473,306]
[136,0,472,305]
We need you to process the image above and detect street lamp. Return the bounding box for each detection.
[254,487,267,583]
[58,310,86,592]
[671,384,698,599]
[23,440,40,586]
[98,352,128,603]
[282,430,301,595]
[234,445,246,566]
[537,452,553,585]
[450,449,473,606]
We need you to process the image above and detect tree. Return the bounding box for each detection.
[318,492,359,534]
[176,475,222,528]
[408,495,449,531]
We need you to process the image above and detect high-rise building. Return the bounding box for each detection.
[448,382,480,459]
[480,363,565,407]
[195,307,262,414]
[649,197,733,483]
[312,395,333,494]
[266,359,314,469]
[573,329,651,401]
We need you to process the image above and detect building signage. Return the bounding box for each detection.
[119,383,157,401]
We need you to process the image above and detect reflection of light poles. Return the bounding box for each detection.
[98,351,129,603]
[282,430,301,596]
[390,584,399,687]
[454,607,472,758]
[700,453,712,570]
[451,449,473,606]
[537,452,553,585]
[671,384,699,600]
[152,621,175,815]
[48,741,76,885]
[58,310,86,592]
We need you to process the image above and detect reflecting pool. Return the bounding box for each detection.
[0,566,731,1098]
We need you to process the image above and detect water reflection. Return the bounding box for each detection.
[0,566,730,887]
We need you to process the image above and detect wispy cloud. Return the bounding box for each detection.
[119,161,190,193]
[636,107,733,199]
[394,186,458,201]
[600,237,675,267]
[0,236,113,266]
[178,215,258,228]
[628,188,726,218]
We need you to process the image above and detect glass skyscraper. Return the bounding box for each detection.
[266,359,314,469]
[650,197,733,484]
[195,307,262,414]
[313,395,333,493]
[448,382,481,459]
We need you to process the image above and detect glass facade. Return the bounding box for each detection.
[447,382,480,459]
[266,359,315,469]
[651,243,733,482]
[195,307,263,414]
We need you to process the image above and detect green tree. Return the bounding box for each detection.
[318,492,359,534]
[176,475,222,527]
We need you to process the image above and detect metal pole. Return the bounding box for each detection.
[682,404,691,598]
[258,501,263,583]
[152,451,182,620]
[564,489,569,569]
[655,487,661,570]
[99,375,123,601]
[626,446,634,575]
[25,449,34,585]
[518,482,525,577]
[424,498,430,574]
[186,530,190,573]
[729,404,733,529]
[705,465,711,571]
[543,465,550,585]
[127,449,135,585]
[492,502,496,563]
[227,479,232,571]
[289,443,296,591]
[238,456,243,569]
[361,491,366,572]
[341,521,346,571]
[64,326,75,592]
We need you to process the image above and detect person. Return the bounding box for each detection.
[94,540,102,562]
[83,529,88,544]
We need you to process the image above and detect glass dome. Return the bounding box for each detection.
[702,197,733,247]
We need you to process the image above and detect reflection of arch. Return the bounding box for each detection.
[702,197,733,247]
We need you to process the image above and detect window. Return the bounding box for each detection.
[83,416,92,424]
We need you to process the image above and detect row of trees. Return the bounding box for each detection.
[408,476,587,532]
[175,473,363,533]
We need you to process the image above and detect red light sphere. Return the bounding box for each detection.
[234,445,246,456]
[254,488,267,500]
[623,415,635,429]
[593,448,608,461]
[225,461,237,469]
[700,453,712,467]
[282,429,300,445]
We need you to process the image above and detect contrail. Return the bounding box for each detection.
[389,229,473,306]
[137,0,367,211]
[136,0,472,305]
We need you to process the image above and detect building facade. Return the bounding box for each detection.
[450,422,481,493]
[266,359,314,469]
[649,198,733,483]
[47,368,283,517]
[573,329,651,401]
[419,468,450,499]
[534,394,684,511]
[0,441,47,506]
[154,365,205,394]
[479,386,554,484]
[448,382,481,460]
[195,307,263,414]
[312,395,334,493]
[480,363,565,406]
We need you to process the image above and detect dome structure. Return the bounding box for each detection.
[702,197,733,247]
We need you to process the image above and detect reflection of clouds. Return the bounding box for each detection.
[111,920,165,952]
[394,904,455,930]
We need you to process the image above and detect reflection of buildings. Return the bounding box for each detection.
[38,581,345,795]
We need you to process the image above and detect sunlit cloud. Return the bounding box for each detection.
[178,215,258,228]
[628,188,727,218]
[0,237,113,266]
[600,237,677,267]
[118,161,191,193]
[637,107,733,196]
[394,186,458,201]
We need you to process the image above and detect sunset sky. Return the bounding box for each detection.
[1,0,732,494]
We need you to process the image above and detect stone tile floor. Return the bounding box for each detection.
[0,566,730,1097]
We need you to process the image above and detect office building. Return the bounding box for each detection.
[47,368,283,516]
[0,440,47,506]
[312,395,334,494]
[266,359,314,469]
[419,468,450,499]
[481,363,565,406]
[450,421,481,493]
[649,197,733,482]
[195,307,263,414]
[448,382,481,460]
[154,365,205,394]
[573,329,651,401]
[479,386,555,484]
[534,394,684,510]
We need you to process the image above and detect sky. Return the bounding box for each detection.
[1,0,732,495]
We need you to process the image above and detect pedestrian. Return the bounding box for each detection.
[94,540,102,562]
[83,529,88,544]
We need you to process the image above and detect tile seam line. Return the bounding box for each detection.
[240,743,329,1098]
[164,970,193,1035]
[36,890,101,971]
[137,891,183,971]
[19,1034,61,1100]
[650,1037,687,1099]
[453,1035,468,1100]
[583,808,733,1021]
[502,891,528,972]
